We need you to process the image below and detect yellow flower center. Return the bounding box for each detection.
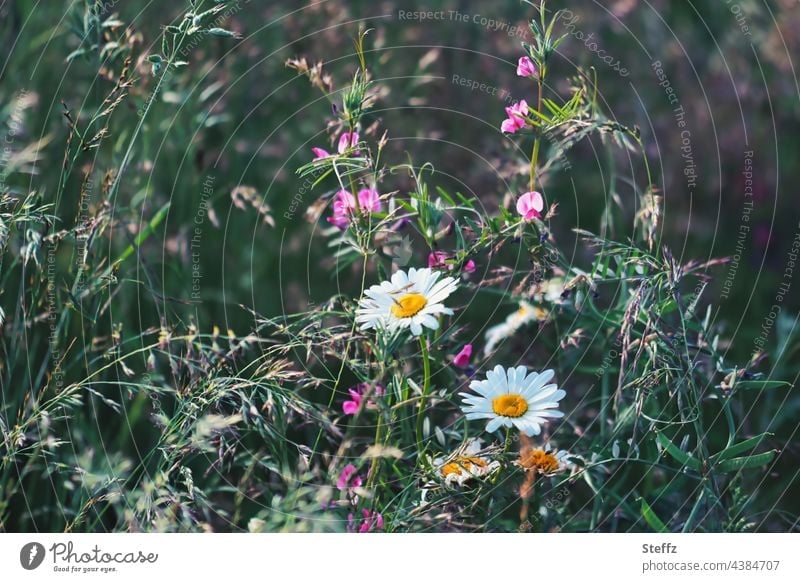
[491,394,528,418]
[440,456,488,477]
[519,449,560,474]
[391,293,428,318]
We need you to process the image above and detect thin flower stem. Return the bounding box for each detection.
[365,412,384,492]
[503,426,514,455]
[529,69,545,192]
[349,172,360,212]
[415,334,431,454]
[106,9,194,205]
[682,485,706,532]
[529,135,541,192]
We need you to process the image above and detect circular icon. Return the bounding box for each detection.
[19,542,46,570]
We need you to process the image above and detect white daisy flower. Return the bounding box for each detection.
[483,301,548,355]
[460,365,565,436]
[432,439,501,486]
[355,267,458,336]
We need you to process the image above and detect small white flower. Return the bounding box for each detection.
[483,301,548,355]
[433,439,500,486]
[355,267,458,336]
[460,365,565,436]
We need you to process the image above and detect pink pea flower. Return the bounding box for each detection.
[428,251,449,269]
[453,344,473,368]
[348,509,384,533]
[327,188,381,230]
[327,189,356,229]
[429,252,476,275]
[336,464,363,491]
[342,383,384,415]
[357,187,381,213]
[338,131,360,154]
[501,100,528,134]
[311,147,331,160]
[517,56,538,78]
[517,191,545,221]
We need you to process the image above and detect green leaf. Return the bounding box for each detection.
[208,28,239,38]
[710,433,773,464]
[435,186,456,206]
[732,380,792,390]
[114,202,171,265]
[640,498,669,532]
[659,298,678,315]
[716,451,777,473]
[656,431,702,471]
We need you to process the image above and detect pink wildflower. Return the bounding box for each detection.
[453,344,473,368]
[428,251,449,269]
[429,252,476,275]
[429,251,476,275]
[357,187,381,213]
[311,147,331,160]
[327,188,381,230]
[342,383,384,415]
[501,100,528,134]
[517,56,538,78]
[516,191,545,221]
[348,509,384,533]
[336,464,363,491]
[337,131,360,154]
[327,189,356,229]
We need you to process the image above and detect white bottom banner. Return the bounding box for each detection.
[0,533,796,581]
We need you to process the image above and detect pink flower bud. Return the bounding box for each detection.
[517,56,538,78]
[453,344,473,368]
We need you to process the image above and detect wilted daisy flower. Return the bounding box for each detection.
[518,445,573,476]
[483,301,548,355]
[433,439,500,486]
[355,267,458,336]
[536,277,567,305]
[460,365,565,436]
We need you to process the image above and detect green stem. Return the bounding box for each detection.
[682,485,705,532]
[415,335,431,454]
[365,412,384,491]
[503,426,514,455]
[529,69,545,192]
[106,12,193,206]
